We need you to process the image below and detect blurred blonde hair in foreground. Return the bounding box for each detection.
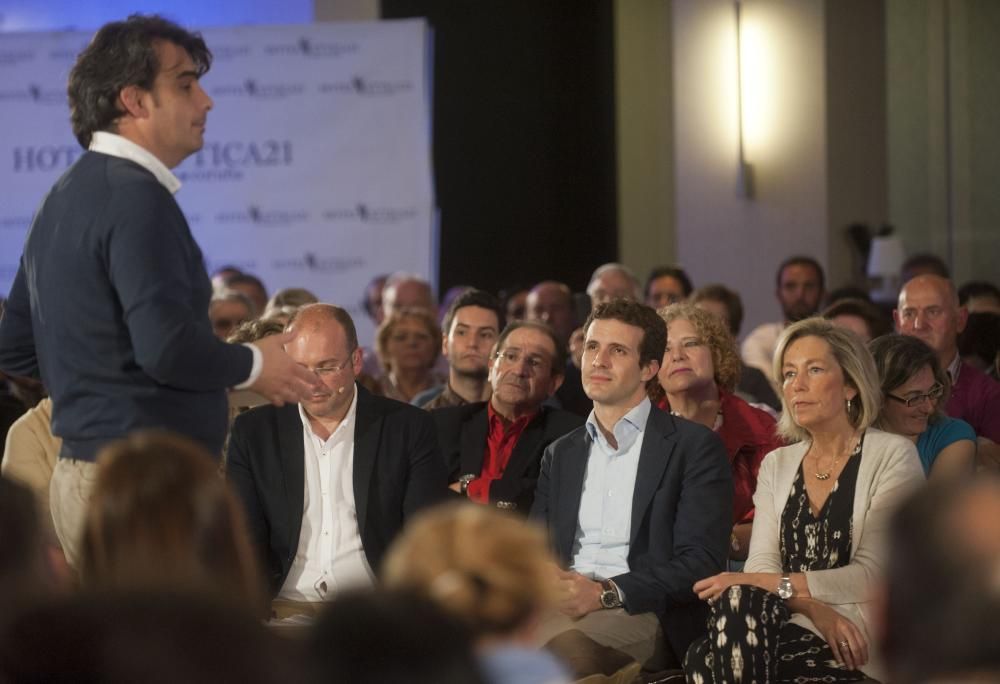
[382,503,558,639]
[79,430,266,614]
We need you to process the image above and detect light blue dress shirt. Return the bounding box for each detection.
[571,397,651,581]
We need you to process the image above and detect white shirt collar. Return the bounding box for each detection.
[88,131,182,195]
[946,352,962,383]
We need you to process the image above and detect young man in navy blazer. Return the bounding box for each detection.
[531,299,732,674]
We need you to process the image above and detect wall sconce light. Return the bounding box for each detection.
[734,0,754,198]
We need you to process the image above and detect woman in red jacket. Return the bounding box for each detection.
[651,303,782,562]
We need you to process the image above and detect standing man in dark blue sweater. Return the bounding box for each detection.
[0,15,320,565]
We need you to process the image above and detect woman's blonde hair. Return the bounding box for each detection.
[375,307,442,374]
[382,503,557,638]
[772,317,882,443]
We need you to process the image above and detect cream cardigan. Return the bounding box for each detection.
[745,428,925,680]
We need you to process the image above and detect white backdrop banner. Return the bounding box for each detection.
[0,20,435,346]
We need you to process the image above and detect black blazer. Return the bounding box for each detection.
[226,385,447,596]
[432,402,584,512]
[530,404,732,663]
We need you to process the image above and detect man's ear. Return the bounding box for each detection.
[955,305,969,335]
[640,360,660,384]
[547,372,565,397]
[440,333,449,358]
[118,84,148,119]
[892,308,901,331]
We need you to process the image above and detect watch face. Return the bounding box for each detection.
[600,590,619,609]
[777,578,793,599]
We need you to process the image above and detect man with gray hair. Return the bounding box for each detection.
[586,263,642,307]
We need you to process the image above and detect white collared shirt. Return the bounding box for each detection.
[89,131,182,194]
[571,397,651,580]
[277,385,374,601]
[87,131,261,388]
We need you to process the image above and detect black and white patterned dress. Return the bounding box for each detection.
[684,445,870,683]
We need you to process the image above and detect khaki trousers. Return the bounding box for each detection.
[535,608,667,676]
[49,458,100,569]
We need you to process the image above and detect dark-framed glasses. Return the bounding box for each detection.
[886,383,944,408]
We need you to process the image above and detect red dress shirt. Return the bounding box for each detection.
[466,403,538,503]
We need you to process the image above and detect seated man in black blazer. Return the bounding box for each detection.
[530,299,732,675]
[432,321,584,512]
[226,304,447,612]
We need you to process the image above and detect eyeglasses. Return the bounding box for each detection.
[304,355,354,378]
[886,383,944,408]
[495,348,550,373]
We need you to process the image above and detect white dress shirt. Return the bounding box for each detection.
[571,397,651,580]
[740,321,784,378]
[87,131,262,388]
[277,386,374,601]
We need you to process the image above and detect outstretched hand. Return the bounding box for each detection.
[248,331,322,406]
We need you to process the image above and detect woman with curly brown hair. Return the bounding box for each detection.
[652,303,781,563]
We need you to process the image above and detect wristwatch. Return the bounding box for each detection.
[599,579,622,609]
[458,474,476,495]
[777,575,794,600]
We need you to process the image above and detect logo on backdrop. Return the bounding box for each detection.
[12,145,82,173]
[318,76,413,97]
[177,140,294,182]
[323,203,419,225]
[210,44,253,61]
[0,84,66,105]
[48,43,90,63]
[215,206,310,227]
[211,78,306,100]
[272,252,365,274]
[264,37,359,58]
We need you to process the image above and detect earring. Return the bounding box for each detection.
[846,398,853,413]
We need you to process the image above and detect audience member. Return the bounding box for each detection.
[209,288,255,340]
[383,504,571,684]
[0,15,319,568]
[223,272,268,318]
[375,306,445,402]
[226,304,446,613]
[500,285,530,322]
[957,280,1000,314]
[685,317,924,683]
[822,296,891,343]
[652,303,781,563]
[871,334,976,479]
[1,397,60,538]
[381,272,436,320]
[263,286,319,322]
[526,281,577,347]
[79,431,266,614]
[882,475,1000,683]
[526,281,590,416]
[690,283,781,410]
[307,589,487,684]
[958,312,1000,381]
[824,285,873,307]
[433,321,582,512]
[901,252,949,284]
[361,273,389,327]
[0,477,51,626]
[586,263,642,307]
[0,591,296,684]
[896,275,1000,444]
[531,299,732,674]
[742,255,826,377]
[413,289,504,410]
[644,265,693,310]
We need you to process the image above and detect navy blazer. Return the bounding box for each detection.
[530,404,732,663]
[226,385,448,596]
[432,402,584,512]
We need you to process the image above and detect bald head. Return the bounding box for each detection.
[382,275,435,320]
[895,274,967,366]
[286,303,359,351]
[526,281,576,346]
[586,263,641,306]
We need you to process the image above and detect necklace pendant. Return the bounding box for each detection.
[814,471,831,481]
